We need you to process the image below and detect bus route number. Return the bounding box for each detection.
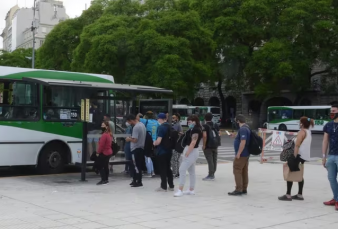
[315,120,324,125]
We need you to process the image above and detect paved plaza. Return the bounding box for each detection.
[0,161,337,229]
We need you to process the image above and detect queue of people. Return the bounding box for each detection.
[91,105,338,210]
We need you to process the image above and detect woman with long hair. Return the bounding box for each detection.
[174,115,203,197]
[96,121,113,185]
[278,116,314,201]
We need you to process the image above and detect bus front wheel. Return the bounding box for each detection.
[38,143,66,174]
[278,124,287,131]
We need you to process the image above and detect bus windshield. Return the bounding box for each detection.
[268,108,293,122]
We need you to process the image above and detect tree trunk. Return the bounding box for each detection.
[217,76,227,127]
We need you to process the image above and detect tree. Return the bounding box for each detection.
[36,2,107,70]
[0,48,32,68]
[72,0,215,98]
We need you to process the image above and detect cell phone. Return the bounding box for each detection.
[226,131,231,136]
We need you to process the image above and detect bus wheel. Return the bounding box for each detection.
[278,124,287,131]
[38,143,66,174]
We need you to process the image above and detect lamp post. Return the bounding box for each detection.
[31,0,37,69]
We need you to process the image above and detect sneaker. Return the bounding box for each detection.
[131,183,143,188]
[291,195,304,201]
[130,181,136,186]
[96,180,108,185]
[144,174,153,178]
[202,175,215,181]
[228,190,242,196]
[242,190,247,195]
[323,199,336,206]
[278,195,292,201]
[174,190,183,197]
[168,187,175,191]
[183,190,195,195]
[155,187,167,192]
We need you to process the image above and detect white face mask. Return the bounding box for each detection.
[126,122,130,127]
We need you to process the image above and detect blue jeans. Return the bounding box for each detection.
[145,156,154,174]
[326,155,338,201]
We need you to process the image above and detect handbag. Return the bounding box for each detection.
[280,137,295,161]
[283,163,304,182]
[111,138,120,156]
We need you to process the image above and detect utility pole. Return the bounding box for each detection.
[31,0,37,69]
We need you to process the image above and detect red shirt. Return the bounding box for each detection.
[98,132,113,156]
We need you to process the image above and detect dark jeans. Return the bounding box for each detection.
[130,148,144,184]
[287,159,305,195]
[203,148,218,176]
[97,154,110,181]
[157,152,174,190]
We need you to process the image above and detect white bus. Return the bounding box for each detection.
[0,66,171,174]
[267,106,331,131]
[172,105,221,126]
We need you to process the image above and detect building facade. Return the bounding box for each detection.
[1,0,68,51]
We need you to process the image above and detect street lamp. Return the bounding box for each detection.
[31,0,37,69]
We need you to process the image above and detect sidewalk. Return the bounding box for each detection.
[0,162,337,229]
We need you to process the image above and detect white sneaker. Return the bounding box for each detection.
[183,190,195,195]
[174,190,183,197]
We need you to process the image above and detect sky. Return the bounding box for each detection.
[0,0,92,49]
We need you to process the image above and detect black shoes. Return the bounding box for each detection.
[131,183,143,188]
[228,190,243,196]
[97,180,108,185]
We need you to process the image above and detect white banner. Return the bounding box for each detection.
[271,131,285,150]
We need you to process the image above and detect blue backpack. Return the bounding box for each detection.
[140,118,159,141]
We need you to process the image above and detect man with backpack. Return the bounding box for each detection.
[202,113,220,181]
[139,111,158,177]
[153,113,175,192]
[228,114,251,196]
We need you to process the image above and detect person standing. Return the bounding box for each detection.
[103,114,115,135]
[171,113,183,178]
[174,115,202,197]
[228,114,250,196]
[126,114,146,188]
[123,120,133,175]
[96,121,113,185]
[139,111,158,177]
[322,103,338,211]
[202,112,220,181]
[278,117,313,201]
[153,113,175,192]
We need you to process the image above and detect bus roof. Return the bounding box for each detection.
[173,104,189,108]
[268,106,331,110]
[0,66,172,93]
[0,66,114,83]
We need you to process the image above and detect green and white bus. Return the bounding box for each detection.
[267,106,331,131]
[0,66,171,174]
[172,105,221,126]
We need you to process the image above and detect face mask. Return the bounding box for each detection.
[330,113,338,120]
[158,121,162,125]
[188,123,195,129]
[101,127,107,132]
[125,122,130,127]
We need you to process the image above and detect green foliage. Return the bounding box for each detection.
[0,48,32,68]
[35,0,338,97]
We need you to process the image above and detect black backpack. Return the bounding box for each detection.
[144,130,155,157]
[161,123,179,150]
[175,133,186,153]
[244,126,263,155]
[206,123,221,149]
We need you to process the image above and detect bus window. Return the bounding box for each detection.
[293,110,304,119]
[268,109,293,121]
[315,109,330,120]
[304,109,315,119]
[0,81,38,120]
[211,107,220,114]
